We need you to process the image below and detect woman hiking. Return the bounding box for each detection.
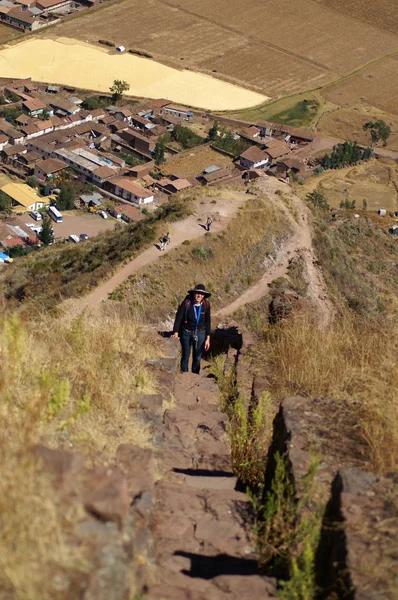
[172,284,211,374]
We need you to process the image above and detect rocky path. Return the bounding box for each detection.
[149,372,276,599]
[141,339,276,600]
[215,178,334,328]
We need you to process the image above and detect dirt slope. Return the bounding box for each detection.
[215,178,334,328]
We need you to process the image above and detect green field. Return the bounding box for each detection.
[221,92,322,128]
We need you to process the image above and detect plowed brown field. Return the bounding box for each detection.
[50,0,398,99]
[313,0,398,35]
[322,56,398,116]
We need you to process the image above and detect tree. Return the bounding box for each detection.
[208,120,219,141]
[38,216,54,246]
[57,182,75,211]
[2,107,20,126]
[109,80,130,103]
[306,188,329,211]
[322,141,371,170]
[362,147,373,160]
[363,120,391,146]
[0,190,11,213]
[27,176,39,189]
[38,110,51,121]
[154,137,166,165]
[362,199,368,211]
[172,124,203,149]
[211,125,250,157]
[121,153,143,167]
[8,245,33,258]
[82,96,100,110]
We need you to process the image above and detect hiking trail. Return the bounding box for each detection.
[64,179,333,328]
[215,178,334,327]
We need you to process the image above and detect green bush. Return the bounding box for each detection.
[191,245,215,261]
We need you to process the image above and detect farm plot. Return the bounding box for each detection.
[313,0,398,35]
[163,147,233,178]
[51,0,243,69]
[0,24,19,44]
[164,0,398,72]
[197,42,331,98]
[47,0,398,103]
[300,160,398,212]
[322,56,398,116]
[318,108,398,151]
[50,0,333,97]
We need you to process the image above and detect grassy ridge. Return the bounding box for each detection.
[0,197,192,310]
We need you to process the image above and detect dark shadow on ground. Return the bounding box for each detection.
[209,325,243,357]
[172,467,235,477]
[174,551,258,579]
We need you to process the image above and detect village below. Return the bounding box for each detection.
[0,1,397,600]
[0,75,393,258]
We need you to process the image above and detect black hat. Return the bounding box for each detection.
[188,283,211,298]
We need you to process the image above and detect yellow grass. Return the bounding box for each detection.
[0,302,159,597]
[255,313,398,473]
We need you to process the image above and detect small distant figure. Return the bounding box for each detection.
[160,232,170,251]
[206,215,213,231]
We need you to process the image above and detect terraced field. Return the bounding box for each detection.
[50,0,398,100]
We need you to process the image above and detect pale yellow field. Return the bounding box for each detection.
[0,38,267,110]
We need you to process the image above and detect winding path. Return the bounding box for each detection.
[215,178,334,327]
[64,179,333,328]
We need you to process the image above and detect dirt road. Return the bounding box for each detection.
[215,178,334,327]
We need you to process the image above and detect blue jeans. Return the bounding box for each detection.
[180,330,206,374]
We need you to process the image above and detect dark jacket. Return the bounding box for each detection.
[173,296,211,336]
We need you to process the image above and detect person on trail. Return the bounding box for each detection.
[206,215,213,231]
[172,283,211,374]
[160,232,170,251]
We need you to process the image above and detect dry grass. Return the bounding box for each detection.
[297,158,398,212]
[0,302,159,598]
[318,107,398,151]
[254,313,398,473]
[163,146,233,178]
[0,23,20,44]
[113,192,291,322]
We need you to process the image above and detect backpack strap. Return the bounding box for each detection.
[184,298,191,324]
